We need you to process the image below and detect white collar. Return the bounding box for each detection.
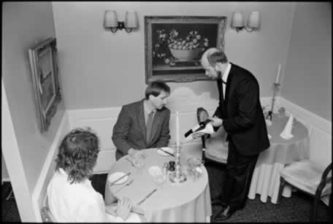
[222,62,231,83]
[144,100,156,115]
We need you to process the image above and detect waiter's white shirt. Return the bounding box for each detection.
[47,168,141,222]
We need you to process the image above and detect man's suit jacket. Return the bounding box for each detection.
[112,99,170,160]
[214,63,270,156]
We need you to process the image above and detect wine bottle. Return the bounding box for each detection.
[184,119,212,137]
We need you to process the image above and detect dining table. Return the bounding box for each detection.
[248,113,310,204]
[104,147,212,222]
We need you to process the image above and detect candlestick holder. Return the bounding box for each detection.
[266,82,280,121]
[169,144,187,184]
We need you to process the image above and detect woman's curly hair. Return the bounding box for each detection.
[55,128,99,184]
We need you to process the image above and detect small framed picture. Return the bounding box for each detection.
[28,37,61,132]
[145,16,227,83]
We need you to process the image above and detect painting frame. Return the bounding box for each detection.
[145,16,227,83]
[28,37,61,132]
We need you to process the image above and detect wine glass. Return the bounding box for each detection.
[149,166,167,188]
[128,151,146,174]
[186,157,203,181]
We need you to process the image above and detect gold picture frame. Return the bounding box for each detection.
[28,37,61,132]
[145,16,227,83]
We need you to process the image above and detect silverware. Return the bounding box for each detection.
[109,172,131,186]
[158,148,175,157]
[115,179,134,193]
[137,188,158,205]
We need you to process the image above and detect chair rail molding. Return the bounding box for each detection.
[277,96,331,168]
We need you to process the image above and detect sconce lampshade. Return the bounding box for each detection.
[231,12,244,29]
[104,10,118,28]
[125,11,138,29]
[247,11,260,30]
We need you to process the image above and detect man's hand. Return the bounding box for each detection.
[116,197,133,220]
[210,116,223,127]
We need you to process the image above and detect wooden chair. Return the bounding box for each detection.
[41,196,56,222]
[278,160,332,221]
[197,107,228,165]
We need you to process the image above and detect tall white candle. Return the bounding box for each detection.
[275,64,281,84]
[176,111,180,147]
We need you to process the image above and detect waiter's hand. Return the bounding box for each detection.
[210,116,223,127]
[192,132,207,139]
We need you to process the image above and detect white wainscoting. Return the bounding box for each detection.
[66,96,331,173]
[65,97,271,174]
[67,107,121,174]
[277,97,332,169]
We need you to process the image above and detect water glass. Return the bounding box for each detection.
[187,157,203,181]
[152,173,166,188]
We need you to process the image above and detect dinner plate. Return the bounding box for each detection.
[157,147,175,156]
[107,172,129,185]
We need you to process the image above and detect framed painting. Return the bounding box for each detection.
[145,16,227,83]
[28,37,61,132]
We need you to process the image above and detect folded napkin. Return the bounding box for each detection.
[280,114,294,139]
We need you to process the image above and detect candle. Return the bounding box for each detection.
[275,64,281,84]
[175,111,180,147]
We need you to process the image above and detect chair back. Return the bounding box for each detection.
[316,162,332,197]
[196,107,228,164]
[205,126,228,164]
[41,195,56,222]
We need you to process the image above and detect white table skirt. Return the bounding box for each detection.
[248,163,292,203]
[248,115,310,204]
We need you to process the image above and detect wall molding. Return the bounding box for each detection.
[277,97,331,133]
[31,112,70,222]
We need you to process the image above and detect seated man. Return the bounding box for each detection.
[112,80,171,160]
[47,128,142,222]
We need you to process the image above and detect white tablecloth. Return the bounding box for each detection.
[248,115,309,203]
[105,147,212,222]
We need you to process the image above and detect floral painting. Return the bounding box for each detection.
[145,16,227,83]
[28,38,61,132]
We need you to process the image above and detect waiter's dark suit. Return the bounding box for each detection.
[214,63,270,211]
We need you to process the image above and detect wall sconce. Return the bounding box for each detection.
[231,11,260,32]
[104,10,138,33]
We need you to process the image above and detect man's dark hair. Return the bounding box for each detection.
[145,80,170,99]
[55,128,99,184]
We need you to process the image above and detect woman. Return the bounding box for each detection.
[47,128,142,222]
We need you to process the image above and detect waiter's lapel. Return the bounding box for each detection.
[217,78,223,102]
[225,65,234,105]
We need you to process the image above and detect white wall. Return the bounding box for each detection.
[2,2,65,221]
[52,2,295,110]
[283,2,331,121]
